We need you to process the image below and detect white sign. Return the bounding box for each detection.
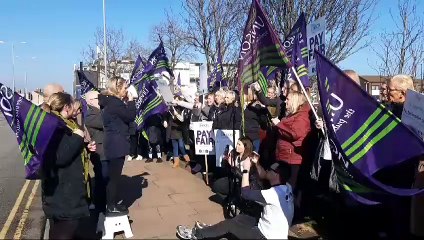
[307,17,326,76]
[214,129,240,167]
[192,121,215,155]
[402,90,424,140]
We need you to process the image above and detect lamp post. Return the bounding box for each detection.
[103,0,108,88]
[0,41,27,92]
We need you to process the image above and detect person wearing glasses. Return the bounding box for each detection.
[98,77,136,215]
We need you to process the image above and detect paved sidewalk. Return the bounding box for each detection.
[120,160,224,239]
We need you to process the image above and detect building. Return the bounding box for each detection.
[360,75,424,98]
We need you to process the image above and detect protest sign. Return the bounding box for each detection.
[402,89,424,140]
[214,130,240,167]
[307,17,326,76]
[192,121,215,155]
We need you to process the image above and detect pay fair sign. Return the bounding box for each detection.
[192,121,215,155]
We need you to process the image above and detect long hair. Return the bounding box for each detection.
[286,91,307,115]
[104,76,127,98]
[43,92,73,113]
[239,136,253,161]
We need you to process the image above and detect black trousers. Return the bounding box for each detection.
[105,157,125,207]
[149,144,161,159]
[90,153,106,212]
[129,134,138,157]
[49,219,79,239]
[195,214,265,239]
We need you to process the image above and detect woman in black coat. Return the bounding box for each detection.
[98,77,136,215]
[244,88,269,153]
[213,90,242,130]
[42,92,96,239]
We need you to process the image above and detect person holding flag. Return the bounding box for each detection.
[42,92,96,239]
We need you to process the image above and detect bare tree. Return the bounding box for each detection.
[372,0,424,77]
[181,0,248,75]
[125,39,151,61]
[151,10,193,69]
[82,27,126,77]
[260,0,377,63]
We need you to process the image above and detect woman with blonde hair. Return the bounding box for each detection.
[98,76,136,215]
[271,91,312,189]
[213,90,241,130]
[244,87,269,152]
[42,92,96,239]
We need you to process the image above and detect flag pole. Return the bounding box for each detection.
[102,0,108,87]
[291,66,319,120]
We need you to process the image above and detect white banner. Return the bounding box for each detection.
[402,90,424,140]
[307,17,326,76]
[214,129,240,167]
[192,121,215,155]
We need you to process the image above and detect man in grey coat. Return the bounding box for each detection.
[85,90,106,212]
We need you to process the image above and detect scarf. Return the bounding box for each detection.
[52,111,91,198]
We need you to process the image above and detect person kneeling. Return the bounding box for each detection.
[177,158,294,239]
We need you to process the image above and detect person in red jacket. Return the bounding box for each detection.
[271,91,311,189]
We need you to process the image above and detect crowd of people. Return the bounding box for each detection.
[36,69,422,239]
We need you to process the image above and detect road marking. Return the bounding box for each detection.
[0,180,30,239]
[14,180,40,239]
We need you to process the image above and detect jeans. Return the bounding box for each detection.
[252,139,260,153]
[195,214,265,239]
[171,138,186,158]
[102,157,125,208]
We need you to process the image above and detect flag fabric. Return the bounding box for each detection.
[129,55,147,85]
[208,43,224,90]
[132,41,174,86]
[287,35,310,87]
[283,12,308,65]
[315,51,424,204]
[236,0,292,90]
[0,84,62,179]
[77,70,98,97]
[134,80,168,131]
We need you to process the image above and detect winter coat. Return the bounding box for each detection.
[145,113,164,145]
[257,91,286,119]
[41,128,89,220]
[275,103,312,165]
[98,94,136,159]
[85,105,106,160]
[167,106,188,140]
[244,103,269,141]
[213,105,242,130]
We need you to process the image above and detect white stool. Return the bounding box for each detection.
[97,212,133,239]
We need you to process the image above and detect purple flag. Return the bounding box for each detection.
[283,12,308,65]
[208,42,224,90]
[316,51,424,204]
[77,70,98,97]
[130,55,147,85]
[236,0,291,90]
[287,35,310,87]
[134,80,168,130]
[0,84,63,179]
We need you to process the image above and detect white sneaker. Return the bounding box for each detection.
[135,155,143,161]
[127,155,133,161]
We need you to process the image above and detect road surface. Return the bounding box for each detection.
[0,115,44,239]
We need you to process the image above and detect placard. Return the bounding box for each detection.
[214,130,240,167]
[307,17,326,76]
[402,90,424,140]
[192,121,215,155]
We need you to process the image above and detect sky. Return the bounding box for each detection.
[0,0,422,93]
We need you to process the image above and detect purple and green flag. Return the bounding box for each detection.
[134,80,168,131]
[208,43,224,90]
[129,55,147,85]
[0,83,62,179]
[132,40,174,85]
[236,0,292,91]
[283,12,308,64]
[287,35,310,87]
[315,51,424,204]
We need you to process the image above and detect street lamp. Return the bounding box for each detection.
[0,41,27,92]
